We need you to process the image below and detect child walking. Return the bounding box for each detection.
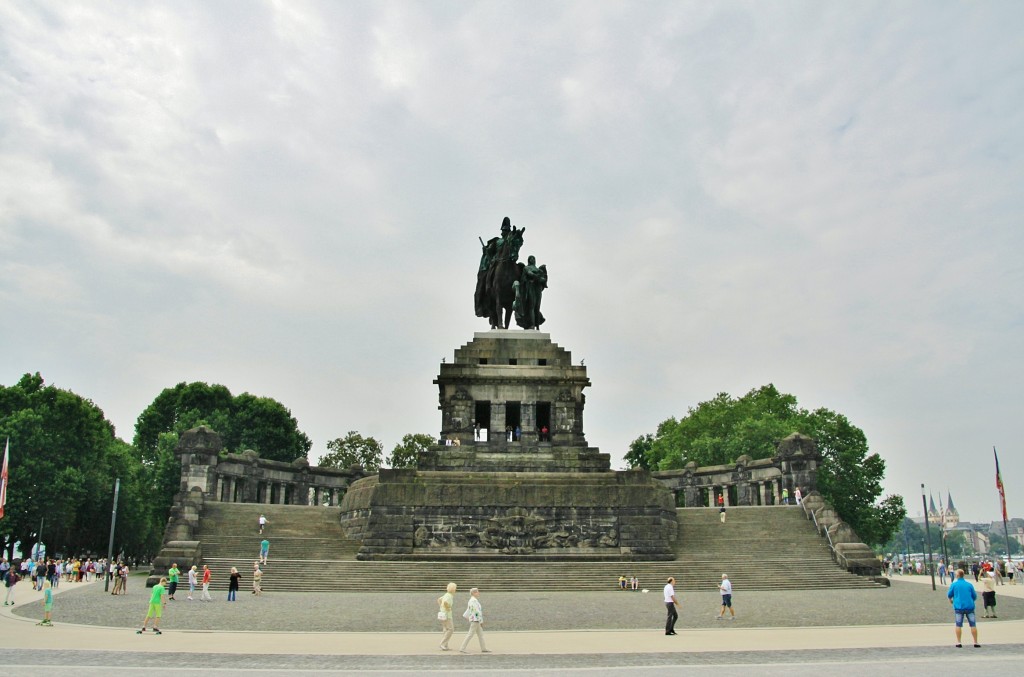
[137,576,167,635]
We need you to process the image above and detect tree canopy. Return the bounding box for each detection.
[631,384,906,546]
[386,433,434,469]
[320,431,384,471]
[134,382,311,464]
[0,373,158,560]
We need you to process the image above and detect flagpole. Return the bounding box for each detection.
[996,447,1012,567]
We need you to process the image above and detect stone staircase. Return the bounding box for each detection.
[194,503,881,592]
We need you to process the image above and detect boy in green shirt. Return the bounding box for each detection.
[138,577,167,635]
[36,579,54,626]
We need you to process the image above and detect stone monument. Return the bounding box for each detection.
[339,218,678,560]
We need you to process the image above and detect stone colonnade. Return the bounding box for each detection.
[651,433,821,507]
[176,426,367,506]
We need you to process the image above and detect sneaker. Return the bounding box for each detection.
[137,629,146,634]
[973,644,980,647]
[482,649,492,653]
[716,616,723,620]
[153,629,162,635]
[728,617,735,621]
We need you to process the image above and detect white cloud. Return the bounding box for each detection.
[1,1,1021,523]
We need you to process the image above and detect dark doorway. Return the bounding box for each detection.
[536,402,551,441]
[475,401,491,439]
[507,402,521,439]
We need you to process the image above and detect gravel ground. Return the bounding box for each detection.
[13,575,1023,632]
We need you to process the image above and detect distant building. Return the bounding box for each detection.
[927,491,960,530]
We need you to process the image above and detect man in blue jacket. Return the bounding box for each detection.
[947,568,980,648]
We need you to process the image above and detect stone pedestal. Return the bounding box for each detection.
[340,331,679,561]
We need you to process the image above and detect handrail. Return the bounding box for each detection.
[805,503,840,565]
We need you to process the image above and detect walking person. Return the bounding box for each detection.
[437,582,456,651]
[458,587,491,654]
[664,577,679,635]
[717,574,735,620]
[167,563,180,601]
[187,565,197,600]
[252,562,262,596]
[259,539,270,565]
[258,514,268,535]
[947,568,980,648]
[200,565,212,601]
[111,563,123,595]
[137,576,167,635]
[981,570,997,617]
[719,505,727,523]
[3,567,19,605]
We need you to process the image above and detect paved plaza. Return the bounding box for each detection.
[2,573,1022,675]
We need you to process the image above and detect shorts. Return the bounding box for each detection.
[953,610,976,628]
[44,603,53,612]
[147,602,163,618]
[721,594,732,607]
[982,591,996,606]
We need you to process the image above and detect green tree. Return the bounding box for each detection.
[0,373,153,559]
[632,384,906,546]
[624,434,654,470]
[387,433,434,469]
[320,431,383,471]
[132,381,313,543]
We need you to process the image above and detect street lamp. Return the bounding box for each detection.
[921,483,937,591]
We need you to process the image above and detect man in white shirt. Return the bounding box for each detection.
[717,573,735,620]
[664,577,679,635]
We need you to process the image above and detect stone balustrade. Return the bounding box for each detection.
[652,432,821,507]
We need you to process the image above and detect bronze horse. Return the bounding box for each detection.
[476,227,525,329]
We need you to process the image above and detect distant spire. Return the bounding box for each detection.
[946,491,958,514]
[929,494,938,514]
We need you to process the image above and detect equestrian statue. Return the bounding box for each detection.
[474,216,547,330]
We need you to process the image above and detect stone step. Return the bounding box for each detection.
[185,503,881,592]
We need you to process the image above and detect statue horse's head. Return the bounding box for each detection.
[505,226,525,262]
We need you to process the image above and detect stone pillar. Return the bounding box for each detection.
[521,401,537,443]
[759,483,767,506]
[490,402,507,445]
[175,426,223,500]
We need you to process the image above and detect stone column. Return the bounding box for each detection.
[521,401,537,444]
[490,402,507,446]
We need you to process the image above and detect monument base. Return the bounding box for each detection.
[338,468,678,561]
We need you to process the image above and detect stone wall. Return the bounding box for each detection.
[339,468,678,561]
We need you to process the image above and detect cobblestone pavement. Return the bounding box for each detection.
[12,576,1024,632]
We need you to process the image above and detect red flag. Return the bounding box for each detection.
[0,438,8,520]
[995,447,1008,522]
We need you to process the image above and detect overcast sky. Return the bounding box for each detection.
[2,1,1021,524]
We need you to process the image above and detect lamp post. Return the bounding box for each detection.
[104,478,120,593]
[921,483,937,591]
